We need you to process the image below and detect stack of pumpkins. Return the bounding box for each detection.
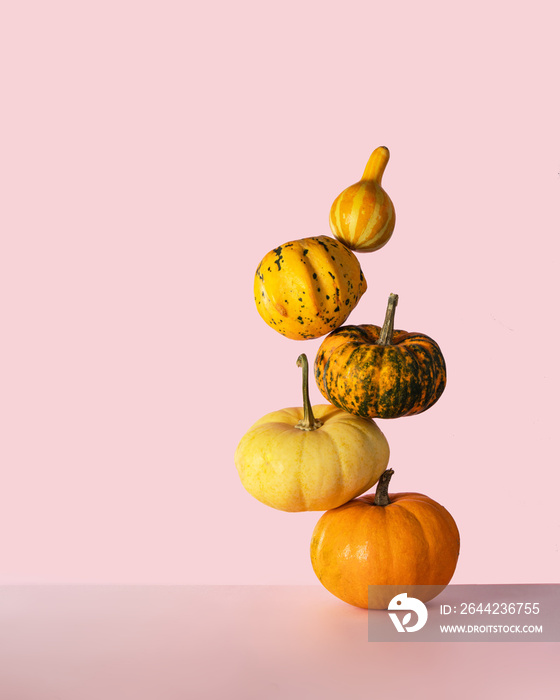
[235,148,460,610]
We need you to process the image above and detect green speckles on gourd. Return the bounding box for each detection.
[273,246,285,271]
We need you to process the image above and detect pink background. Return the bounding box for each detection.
[1,0,559,587]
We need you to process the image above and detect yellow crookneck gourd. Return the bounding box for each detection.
[234,354,390,512]
[329,146,396,253]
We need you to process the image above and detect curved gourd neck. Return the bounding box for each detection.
[362,146,390,183]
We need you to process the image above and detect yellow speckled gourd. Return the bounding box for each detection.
[254,236,366,340]
[329,146,395,253]
[234,355,390,512]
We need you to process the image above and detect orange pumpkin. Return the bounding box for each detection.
[310,469,460,609]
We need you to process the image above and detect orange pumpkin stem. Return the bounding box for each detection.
[377,293,399,346]
[362,146,390,183]
[373,468,394,506]
[295,354,323,431]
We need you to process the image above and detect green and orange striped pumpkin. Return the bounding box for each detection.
[329,146,395,253]
[314,293,446,419]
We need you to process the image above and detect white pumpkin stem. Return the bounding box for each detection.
[295,354,323,431]
[373,469,394,506]
[377,293,399,346]
[362,146,390,183]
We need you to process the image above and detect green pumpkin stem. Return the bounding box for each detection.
[377,293,399,345]
[373,468,394,506]
[295,354,323,431]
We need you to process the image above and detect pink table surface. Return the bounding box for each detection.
[0,585,558,699]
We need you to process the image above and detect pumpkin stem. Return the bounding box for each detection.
[295,354,323,431]
[373,468,394,506]
[362,146,390,183]
[377,293,399,345]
